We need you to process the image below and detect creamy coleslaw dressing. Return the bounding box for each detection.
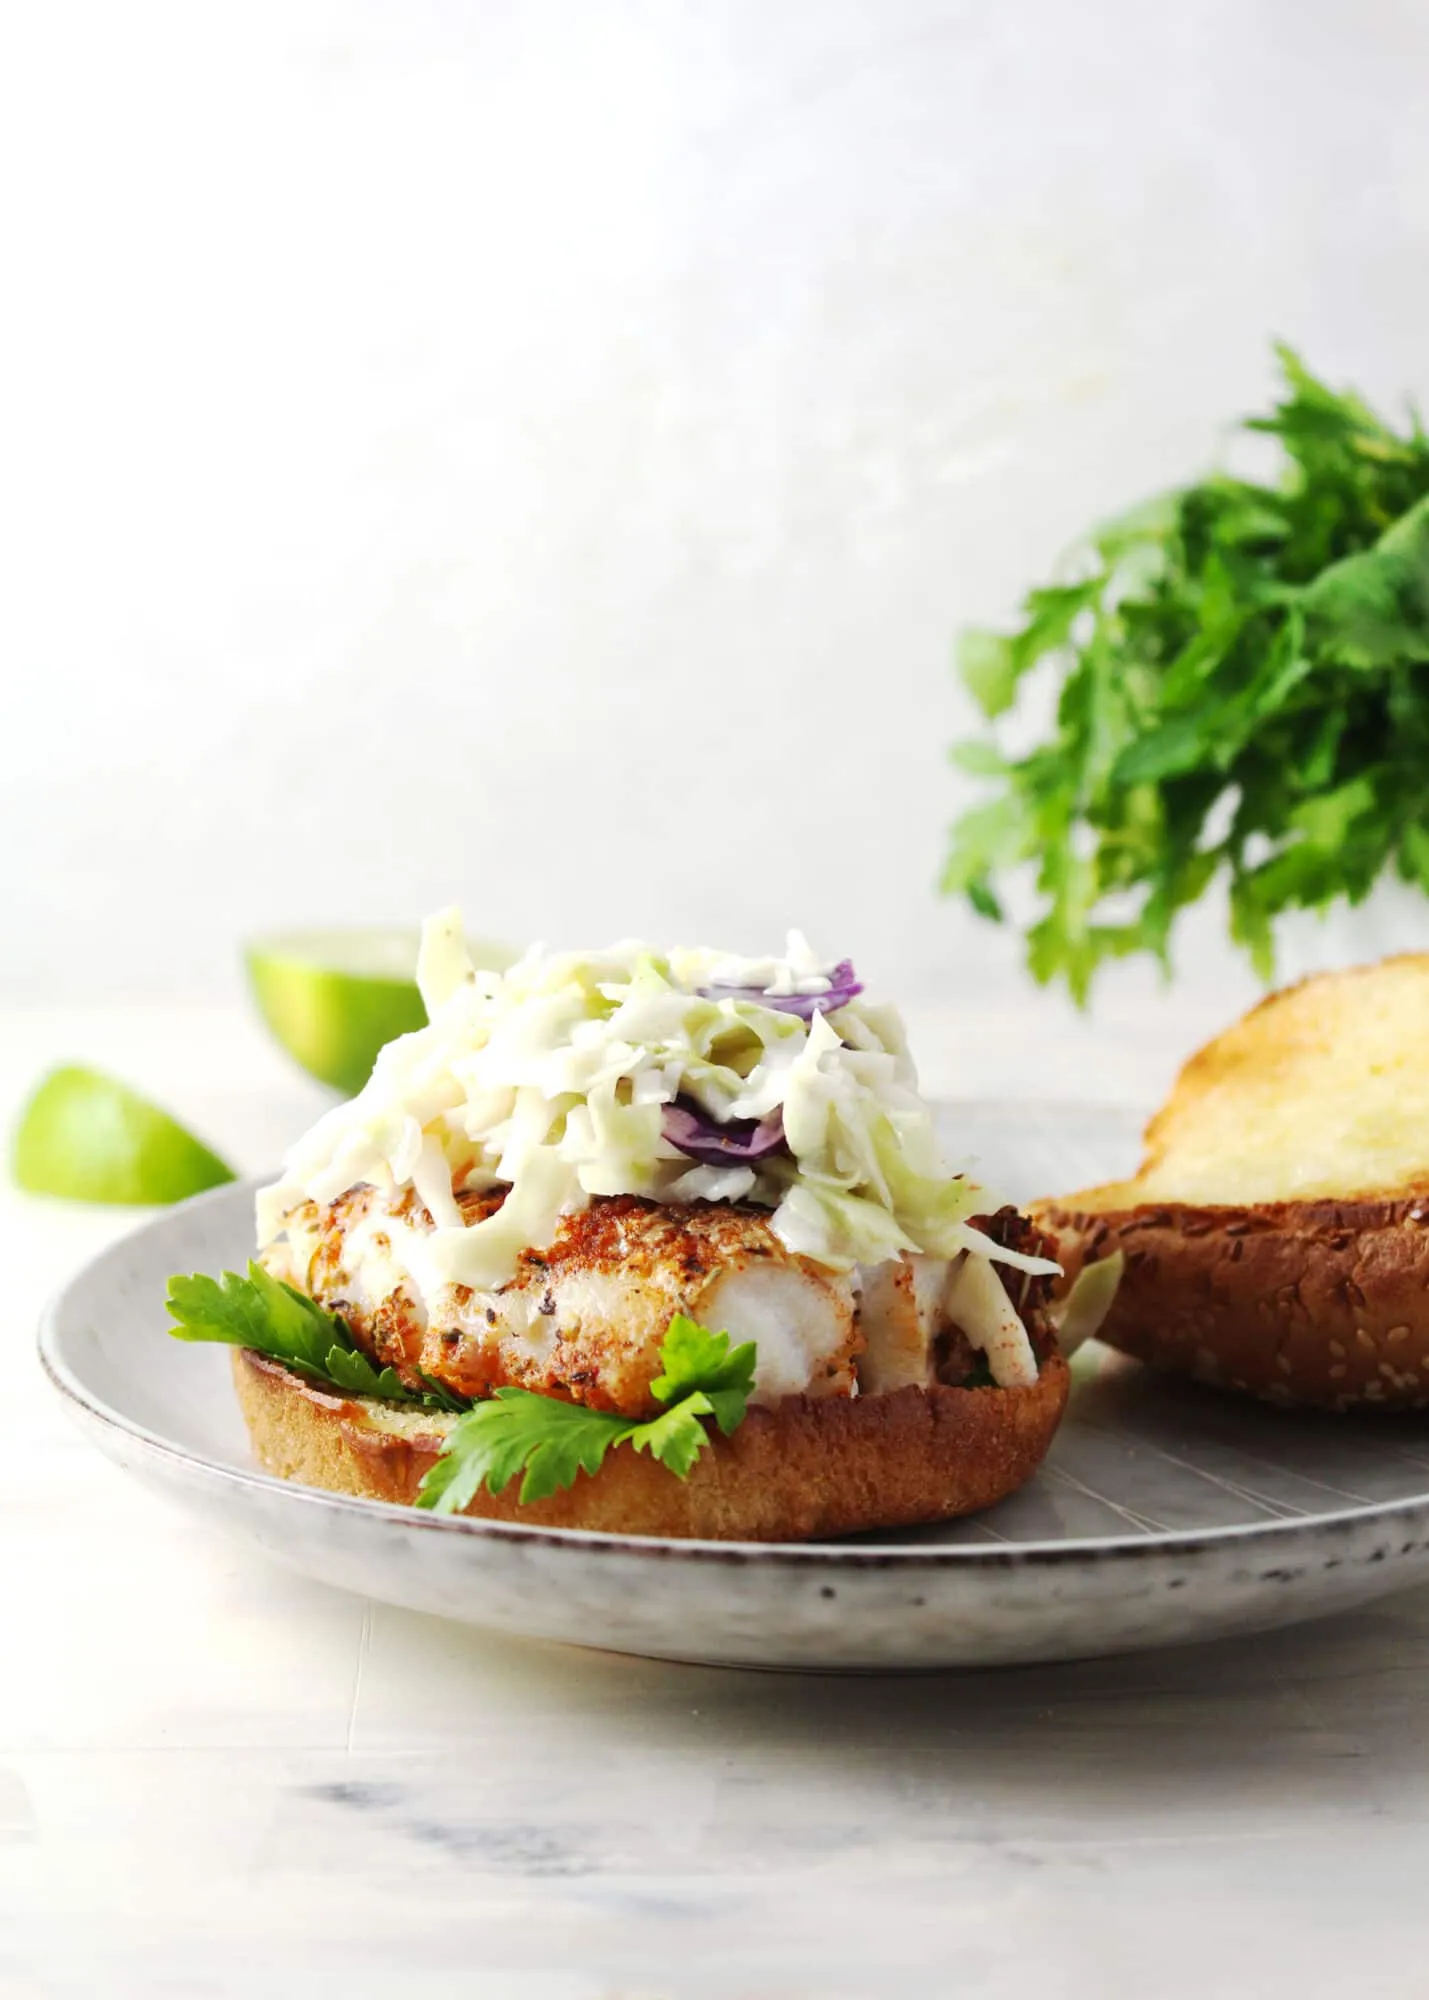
[257,910,1055,1388]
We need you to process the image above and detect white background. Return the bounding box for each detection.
[6,0,1429,1013]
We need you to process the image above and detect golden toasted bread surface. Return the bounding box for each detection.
[1115,954,1429,1207]
[1033,955,1429,1412]
[232,1347,1070,1542]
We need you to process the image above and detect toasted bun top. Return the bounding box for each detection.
[1084,954,1429,1210]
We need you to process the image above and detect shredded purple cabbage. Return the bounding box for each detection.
[662,1098,787,1168]
[697,958,863,1019]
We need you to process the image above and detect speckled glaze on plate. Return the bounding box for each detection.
[38,1103,1429,1670]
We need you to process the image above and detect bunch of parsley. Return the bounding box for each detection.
[942,345,1429,1001]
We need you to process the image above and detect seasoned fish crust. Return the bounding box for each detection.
[264,1186,861,1418]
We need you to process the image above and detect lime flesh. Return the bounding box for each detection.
[244,925,513,1096]
[12,1066,236,1205]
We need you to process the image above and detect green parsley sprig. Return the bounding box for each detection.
[943,344,1429,1002]
[166,1270,756,1512]
[165,1263,468,1411]
[414,1314,756,1513]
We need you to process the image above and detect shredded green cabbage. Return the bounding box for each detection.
[257,912,1037,1292]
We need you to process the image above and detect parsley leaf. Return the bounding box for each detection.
[648,1312,757,1433]
[417,1393,637,1511]
[944,344,1429,1000]
[166,1263,345,1375]
[415,1314,757,1514]
[321,1342,421,1404]
[165,1262,461,1411]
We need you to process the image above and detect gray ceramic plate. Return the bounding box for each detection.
[37,1103,1429,1670]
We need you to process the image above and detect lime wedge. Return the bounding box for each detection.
[12,1066,236,1205]
[244,925,513,1096]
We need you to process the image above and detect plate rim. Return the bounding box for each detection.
[36,1171,1429,1573]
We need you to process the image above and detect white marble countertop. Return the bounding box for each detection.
[5,1003,1429,1999]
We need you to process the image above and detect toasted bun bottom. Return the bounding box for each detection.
[232,1348,1070,1541]
[1034,1194,1429,1413]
